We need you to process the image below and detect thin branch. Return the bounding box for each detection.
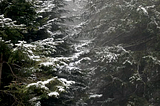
[0,90,18,104]
[102,32,125,46]
[4,62,18,79]
[124,36,155,49]
[11,63,21,68]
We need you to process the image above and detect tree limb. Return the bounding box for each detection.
[4,62,18,79]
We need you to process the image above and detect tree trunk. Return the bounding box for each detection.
[0,53,3,88]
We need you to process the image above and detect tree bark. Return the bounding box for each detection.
[0,53,3,88]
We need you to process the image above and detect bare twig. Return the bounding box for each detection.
[102,32,125,46]
[124,36,155,49]
[11,63,21,68]
[4,62,18,79]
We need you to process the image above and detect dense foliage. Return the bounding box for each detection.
[81,0,160,50]
[0,0,74,106]
[75,0,160,106]
[0,0,160,106]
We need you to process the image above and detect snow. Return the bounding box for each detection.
[65,0,72,1]
[52,31,63,37]
[29,55,40,61]
[35,38,60,47]
[37,39,92,71]
[28,50,33,54]
[71,50,89,60]
[29,97,41,102]
[40,62,53,66]
[65,65,79,70]
[123,60,133,65]
[15,41,27,47]
[96,51,119,63]
[137,5,148,15]
[48,92,59,97]
[47,18,58,23]
[27,77,75,97]
[39,57,67,67]
[74,57,91,65]
[0,14,25,28]
[146,5,155,9]
[57,86,65,92]
[74,22,86,28]
[143,55,160,65]
[3,18,12,22]
[73,9,77,11]
[5,40,11,43]
[35,101,41,106]
[26,77,56,90]
[74,39,92,51]
[58,78,75,87]
[89,94,103,98]
[14,41,42,61]
[37,2,56,13]
[23,44,36,49]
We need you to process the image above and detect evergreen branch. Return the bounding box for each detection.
[0,90,25,106]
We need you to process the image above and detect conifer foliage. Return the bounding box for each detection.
[0,0,74,106]
[1,0,160,106]
[76,0,160,106]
